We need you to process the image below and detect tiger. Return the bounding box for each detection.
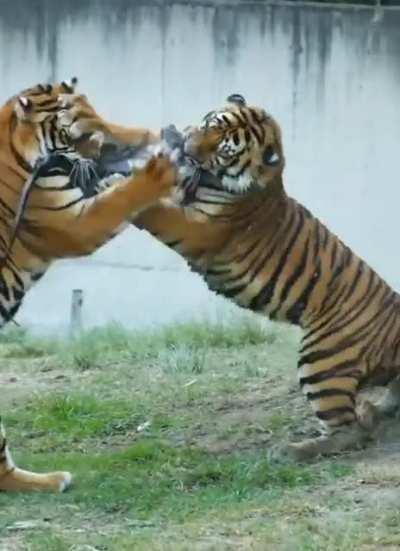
[0,79,177,491]
[129,94,400,460]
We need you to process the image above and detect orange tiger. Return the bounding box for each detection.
[130,94,400,460]
[0,80,175,491]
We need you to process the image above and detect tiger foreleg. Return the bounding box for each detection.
[71,155,177,243]
[25,155,177,258]
[57,94,159,149]
[0,422,71,492]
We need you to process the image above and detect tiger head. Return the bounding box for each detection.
[184,94,285,195]
[13,78,78,124]
[8,78,103,170]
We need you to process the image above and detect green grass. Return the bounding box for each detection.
[0,317,273,370]
[0,326,60,358]
[21,317,272,371]
[17,393,140,442]
[6,439,349,522]
[0,319,397,549]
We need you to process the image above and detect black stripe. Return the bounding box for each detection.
[165,240,181,249]
[313,225,321,260]
[31,196,87,211]
[299,299,389,368]
[217,282,249,299]
[13,286,24,302]
[362,306,397,358]
[249,210,304,311]
[206,266,231,276]
[7,301,22,322]
[316,407,355,421]
[286,262,321,325]
[330,240,338,269]
[213,234,270,285]
[230,159,251,179]
[316,266,376,334]
[0,300,11,321]
[243,207,298,289]
[31,271,44,282]
[0,277,10,301]
[302,275,383,354]
[230,112,243,125]
[306,388,355,402]
[269,239,310,319]
[0,197,15,217]
[342,259,364,303]
[35,98,58,109]
[321,226,329,249]
[251,125,262,145]
[9,115,32,173]
[8,266,24,289]
[299,360,361,386]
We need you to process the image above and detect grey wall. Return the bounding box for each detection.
[0,0,399,333]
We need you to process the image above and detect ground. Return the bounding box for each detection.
[0,319,400,550]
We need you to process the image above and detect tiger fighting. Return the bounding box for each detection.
[0,79,178,491]
[0,81,399,492]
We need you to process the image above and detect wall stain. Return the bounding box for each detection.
[316,8,333,105]
[290,7,302,139]
[212,5,240,68]
[1,1,399,101]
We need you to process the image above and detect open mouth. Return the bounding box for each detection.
[32,142,141,199]
[161,124,226,205]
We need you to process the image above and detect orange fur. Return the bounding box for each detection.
[0,81,174,491]
[132,97,400,460]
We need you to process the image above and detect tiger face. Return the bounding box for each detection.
[184,94,285,194]
[9,78,82,169]
[8,78,110,173]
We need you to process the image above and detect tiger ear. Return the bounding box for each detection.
[61,77,78,93]
[18,96,32,112]
[263,145,281,167]
[226,94,246,106]
[36,84,52,93]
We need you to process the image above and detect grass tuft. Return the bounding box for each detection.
[0,318,274,366]
[8,393,145,446]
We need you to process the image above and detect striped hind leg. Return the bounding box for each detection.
[0,420,71,492]
[285,359,370,461]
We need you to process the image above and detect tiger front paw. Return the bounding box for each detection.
[142,155,177,198]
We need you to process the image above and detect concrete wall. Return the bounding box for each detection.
[0,1,399,333]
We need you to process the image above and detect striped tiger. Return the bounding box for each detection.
[133,94,400,460]
[0,80,175,491]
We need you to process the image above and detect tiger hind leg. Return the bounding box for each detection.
[287,362,372,461]
[0,421,71,492]
[284,422,371,462]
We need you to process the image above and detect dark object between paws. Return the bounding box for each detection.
[161,124,221,204]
